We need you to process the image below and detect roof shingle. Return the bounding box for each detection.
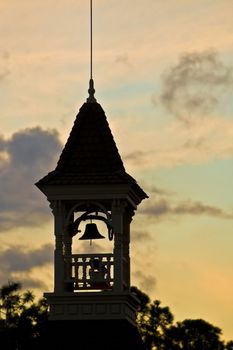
[36,102,147,199]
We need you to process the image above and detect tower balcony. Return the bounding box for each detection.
[64,253,114,291]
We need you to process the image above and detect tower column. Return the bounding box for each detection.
[112,200,127,292]
[51,200,66,293]
[63,211,73,256]
[63,213,73,292]
[122,208,134,291]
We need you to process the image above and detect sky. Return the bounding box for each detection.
[0,0,233,340]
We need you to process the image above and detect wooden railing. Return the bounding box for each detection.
[64,253,114,291]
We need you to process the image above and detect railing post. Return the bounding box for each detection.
[83,257,87,288]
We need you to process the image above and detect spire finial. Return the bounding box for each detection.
[87,78,96,103]
[87,0,96,103]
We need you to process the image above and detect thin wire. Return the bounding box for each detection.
[87,0,96,102]
[90,0,93,80]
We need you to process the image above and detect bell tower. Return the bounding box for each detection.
[35,2,148,348]
[36,100,147,348]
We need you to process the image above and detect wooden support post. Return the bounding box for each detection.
[51,200,66,293]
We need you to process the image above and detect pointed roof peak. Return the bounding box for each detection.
[36,102,125,183]
[36,101,148,201]
[56,101,124,174]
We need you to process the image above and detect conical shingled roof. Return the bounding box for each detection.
[56,102,124,174]
[36,102,147,198]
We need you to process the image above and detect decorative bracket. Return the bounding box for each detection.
[67,210,113,241]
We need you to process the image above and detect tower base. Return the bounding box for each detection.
[40,291,145,349]
[42,319,145,350]
[44,291,138,325]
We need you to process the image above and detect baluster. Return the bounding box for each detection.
[112,255,114,283]
[106,256,111,284]
[68,253,114,290]
[72,256,74,281]
[74,257,78,288]
[83,257,87,288]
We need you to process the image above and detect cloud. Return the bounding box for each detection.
[0,244,53,272]
[115,53,131,67]
[172,201,232,218]
[122,114,233,171]
[133,270,157,293]
[0,244,53,289]
[131,230,152,242]
[0,50,10,82]
[140,198,233,221]
[17,276,48,290]
[0,127,62,231]
[158,50,233,121]
[123,150,156,169]
[0,69,10,81]
[145,185,175,196]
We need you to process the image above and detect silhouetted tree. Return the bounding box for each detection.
[132,286,232,350]
[132,286,174,349]
[165,319,225,350]
[0,281,48,349]
[225,341,233,350]
[0,282,232,350]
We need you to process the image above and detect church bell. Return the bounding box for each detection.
[79,223,105,241]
